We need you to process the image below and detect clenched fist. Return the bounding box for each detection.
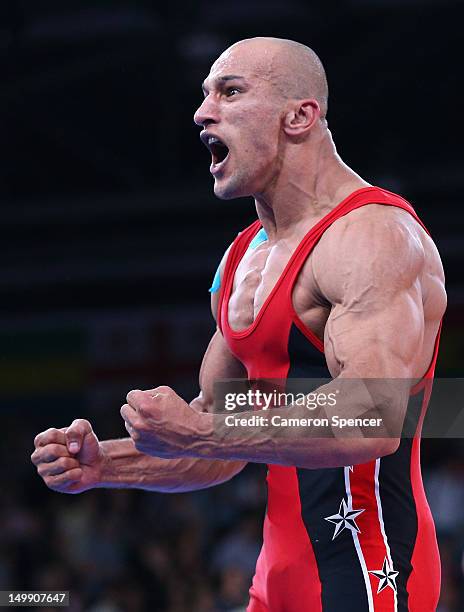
[120,386,211,459]
[31,419,107,494]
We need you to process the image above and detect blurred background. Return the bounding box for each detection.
[1,0,463,610]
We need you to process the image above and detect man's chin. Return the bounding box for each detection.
[213,177,249,200]
[213,185,235,200]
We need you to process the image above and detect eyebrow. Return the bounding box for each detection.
[201,75,246,93]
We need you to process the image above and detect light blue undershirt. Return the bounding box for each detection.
[209,227,268,293]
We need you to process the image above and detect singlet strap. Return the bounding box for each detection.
[282,187,431,291]
[218,187,433,341]
[217,220,262,333]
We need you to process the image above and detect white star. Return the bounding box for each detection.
[369,557,399,594]
[324,498,365,540]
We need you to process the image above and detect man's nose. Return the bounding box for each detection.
[193,95,219,127]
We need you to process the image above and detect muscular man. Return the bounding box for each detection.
[32,38,446,611]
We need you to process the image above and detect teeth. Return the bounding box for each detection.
[208,136,225,147]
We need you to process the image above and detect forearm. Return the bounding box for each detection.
[197,378,404,468]
[202,417,390,469]
[98,438,246,493]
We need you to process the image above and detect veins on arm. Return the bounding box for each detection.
[313,208,426,381]
[195,216,431,468]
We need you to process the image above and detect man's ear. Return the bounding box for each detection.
[283,99,320,137]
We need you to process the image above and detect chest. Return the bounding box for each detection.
[227,241,329,340]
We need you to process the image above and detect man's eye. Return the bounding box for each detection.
[225,87,240,97]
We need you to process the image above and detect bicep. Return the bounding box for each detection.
[198,241,246,409]
[325,285,424,379]
[323,289,424,453]
[315,210,426,379]
[190,330,248,477]
[191,329,247,413]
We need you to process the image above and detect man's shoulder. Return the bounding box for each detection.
[311,203,428,300]
[318,202,429,259]
[331,200,418,233]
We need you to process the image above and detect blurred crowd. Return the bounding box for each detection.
[0,413,463,612]
[2,414,267,612]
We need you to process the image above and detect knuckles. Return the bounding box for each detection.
[42,444,64,462]
[34,427,59,447]
[32,442,77,473]
[131,418,144,432]
[135,398,152,415]
[37,456,78,477]
[153,385,172,394]
[126,389,141,403]
[34,420,92,450]
[126,419,142,438]
[56,456,76,470]
[122,387,178,442]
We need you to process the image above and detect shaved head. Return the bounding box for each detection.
[195,37,331,200]
[221,37,329,118]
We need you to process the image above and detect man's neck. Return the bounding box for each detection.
[254,129,370,241]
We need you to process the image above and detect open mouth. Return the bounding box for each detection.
[209,137,229,165]
[201,133,230,172]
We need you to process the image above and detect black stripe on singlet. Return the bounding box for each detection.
[287,323,370,612]
[377,389,424,611]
